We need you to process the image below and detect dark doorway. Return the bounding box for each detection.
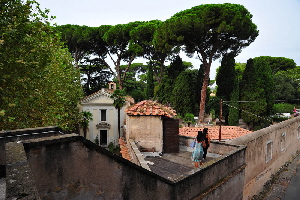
[100,130,108,146]
[163,118,179,153]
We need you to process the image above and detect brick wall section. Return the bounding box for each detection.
[5,142,40,199]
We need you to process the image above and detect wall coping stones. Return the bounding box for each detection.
[5,142,40,200]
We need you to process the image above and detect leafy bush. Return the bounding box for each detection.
[94,135,99,145]
[273,103,295,114]
[183,113,195,127]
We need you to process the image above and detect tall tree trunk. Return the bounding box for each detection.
[198,62,211,123]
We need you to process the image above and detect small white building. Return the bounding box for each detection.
[79,82,134,147]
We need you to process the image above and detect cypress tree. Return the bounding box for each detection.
[216,53,236,124]
[240,57,274,129]
[171,69,198,116]
[146,63,154,99]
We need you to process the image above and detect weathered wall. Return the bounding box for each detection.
[20,135,246,200]
[178,146,246,200]
[179,135,237,155]
[126,115,163,153]
[24,136,173,200]
[5,142,40,199]
[227,116,300,199]
[0,126,63,177]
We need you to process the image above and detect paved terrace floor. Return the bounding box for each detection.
[144,151,221,181]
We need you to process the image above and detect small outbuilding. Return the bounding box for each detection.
[125,100,179,154]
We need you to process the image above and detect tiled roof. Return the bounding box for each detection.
[81,88,135,104]
[125,100,177,118]
[118,137,132,161]
[179,126,252,140]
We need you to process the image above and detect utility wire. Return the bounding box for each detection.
[223,102,273,123]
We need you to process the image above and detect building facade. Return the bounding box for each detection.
[79,85,132,146]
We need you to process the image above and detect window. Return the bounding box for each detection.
[100,130,108,146]
[266,140,273,163]
[280,132,286,151]
[100,109,106,121]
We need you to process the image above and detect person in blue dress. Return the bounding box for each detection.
[192,131,205,168]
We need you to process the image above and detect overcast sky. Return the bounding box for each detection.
[37,0,300,79]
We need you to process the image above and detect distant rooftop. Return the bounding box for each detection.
[179,126,252,140]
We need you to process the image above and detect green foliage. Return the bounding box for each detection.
[216,53,236,99]
[156,56,188,104]
[273,103,295,114]
[183,113,195,126]
[111,89,126,109]
[155,3,258,121]
[121,63,147,102]
[55,24,92,68]
[171,69,198,116]
[80,111,93,127]
[80,110,93,138]
[275,66,300,104]
[146,63,154,99]
[273,75,298,102]
[216,53,236,124]
[234,63,247,81]
[94,135,99,145]
[108,142,121,155]
[156,77,173,104]
[110,89,126,138]
[0,0,83,131]
[228,77,240,126]
[258,56,296,74]
[240,57,274,126]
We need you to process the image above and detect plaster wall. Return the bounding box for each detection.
[126,115,163,153]
[79,95,130,146]
[0,126,63,177]
[21,136,246,200]
[227,116,300,199]
[24,137,173,200]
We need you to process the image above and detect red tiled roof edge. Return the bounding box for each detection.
[179,126,252,140]
[125,100,177,118]
[118,137,132,162]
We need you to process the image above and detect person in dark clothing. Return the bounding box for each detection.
[202,128,210,160]
[192,131,205,168]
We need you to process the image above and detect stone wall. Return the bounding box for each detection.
[5,142,40,199]
[227,116,300,199]
[11,134,246,200]
[0,126,64,177]
[179,135,237,155]
[126,115,163,153]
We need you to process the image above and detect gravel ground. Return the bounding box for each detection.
[252,152,300,200]
[0,178,5,200]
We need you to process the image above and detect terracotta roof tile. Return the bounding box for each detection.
[118,137,132,162]
[125,100,177,118]
[179,126,252,140]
